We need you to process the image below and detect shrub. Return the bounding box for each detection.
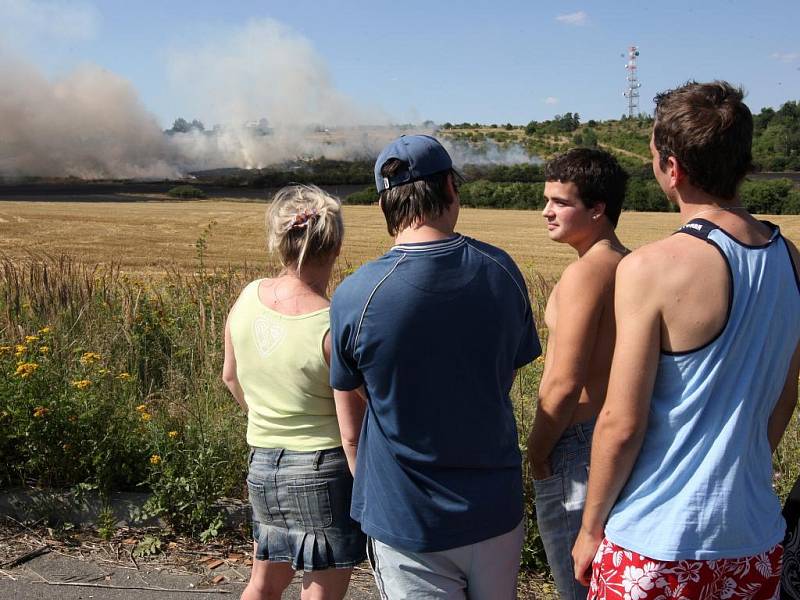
[739,179,795,214]
[167,185,207,199]
[459,181,545,210]
[345,186,377,205]
[625,178,671,212]
[783,188,800,214]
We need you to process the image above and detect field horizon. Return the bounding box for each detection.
[2,199,799,281]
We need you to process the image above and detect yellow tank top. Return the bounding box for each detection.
[228,279,341,451]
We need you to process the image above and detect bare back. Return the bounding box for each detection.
[648,213,779,352]
[543,242,627,426]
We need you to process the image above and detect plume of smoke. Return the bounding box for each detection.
[443,139,542,166]
[0,13,538,179]
[165,18,401,169]
[0,49,183,178]
[168,19,387,129]
[168,126,405,171]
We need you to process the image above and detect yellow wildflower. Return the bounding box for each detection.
[15,362,39,378]
[117,372,132,381]
[98,368,109,375]
[149,454,161,465]
[135,404,147,412]
[79,352,102,366]
[25,335,39,343]
[71,379,92,390]
[33,406,49,418]
[140,412,152,422]
[39,346,50,354]
[168,430,178,439]
[15,344,26,356]
[0,345,12,354]
[38,326,51,334]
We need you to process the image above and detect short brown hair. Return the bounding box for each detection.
[378,159,462,236]
[653,81,753,200]
[545,148,629,227]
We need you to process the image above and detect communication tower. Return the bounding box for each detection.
[624,46,641,118]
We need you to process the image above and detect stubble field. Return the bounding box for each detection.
[3,199,799,278]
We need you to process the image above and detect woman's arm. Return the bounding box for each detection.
[222,317,247,413]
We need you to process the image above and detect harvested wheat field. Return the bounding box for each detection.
[1,200,799,280]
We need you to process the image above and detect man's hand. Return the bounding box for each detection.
[530,460,552,481]
[572,526,603,587]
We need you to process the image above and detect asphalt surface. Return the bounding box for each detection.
[0,552,379,599]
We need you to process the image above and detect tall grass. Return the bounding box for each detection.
[1,250,797,568]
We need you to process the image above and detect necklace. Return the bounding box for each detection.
[270,276,324,305]
[686,205,747,222]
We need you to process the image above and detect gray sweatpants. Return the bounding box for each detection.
[368,519,525,600]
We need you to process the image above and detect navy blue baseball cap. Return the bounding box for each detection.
[374,135,453,193]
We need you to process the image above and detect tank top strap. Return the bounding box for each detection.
[674,218,781,245]
[673,218,722,242]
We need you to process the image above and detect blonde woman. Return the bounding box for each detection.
[223,185,366,600]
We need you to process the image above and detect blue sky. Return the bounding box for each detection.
[2,0,799,128]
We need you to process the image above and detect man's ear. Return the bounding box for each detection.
[446,172,459,202]
[593,201,606,221]
[667,155,686,187]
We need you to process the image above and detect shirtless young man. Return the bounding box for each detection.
[527,147,629,600]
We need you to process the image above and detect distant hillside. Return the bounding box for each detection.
[439,100,800,173]
[434,103,800,214]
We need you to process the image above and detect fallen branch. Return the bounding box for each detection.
[1,545,50,568]
[27,569,233,594]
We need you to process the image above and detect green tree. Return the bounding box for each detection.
[582,128,598,148]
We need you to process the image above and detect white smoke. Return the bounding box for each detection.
[0,11,536,179]
[164,18,398,170]
[168,19,386,129]
[443,139,543,166]
[0,49,183,178]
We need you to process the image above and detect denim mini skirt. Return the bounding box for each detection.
[247,446,366,570]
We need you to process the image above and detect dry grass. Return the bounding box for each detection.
[2,199,798,279]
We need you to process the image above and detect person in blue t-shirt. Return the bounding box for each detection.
[330,134,541,599]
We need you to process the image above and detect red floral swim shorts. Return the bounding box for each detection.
[590,538,783,600]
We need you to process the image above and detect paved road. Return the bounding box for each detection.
[0,552,379,599]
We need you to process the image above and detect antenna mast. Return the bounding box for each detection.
[624,46,641,118]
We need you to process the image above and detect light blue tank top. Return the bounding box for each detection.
[605,219,800,560]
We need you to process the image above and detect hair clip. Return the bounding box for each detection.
[284,208,319,232]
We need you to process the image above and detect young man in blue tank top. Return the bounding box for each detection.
[572,81,800,599]
[528,148,629,600]
[330,135,541,599]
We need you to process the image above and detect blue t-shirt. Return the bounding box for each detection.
[330,234,541,552]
